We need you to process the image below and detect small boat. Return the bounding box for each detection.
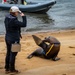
[0,0,56,13]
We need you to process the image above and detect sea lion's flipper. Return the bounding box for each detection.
[32,35,42,46]
[27,48,44,59]
[27,54,33,59]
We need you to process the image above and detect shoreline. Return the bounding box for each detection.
[0,29,75,36]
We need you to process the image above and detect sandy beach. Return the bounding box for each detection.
[0,30,75,75]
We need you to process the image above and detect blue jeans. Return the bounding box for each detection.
[5,39,19,71]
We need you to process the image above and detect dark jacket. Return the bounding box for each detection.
[4,14,27,42]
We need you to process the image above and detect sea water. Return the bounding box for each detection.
[0,0,75,34]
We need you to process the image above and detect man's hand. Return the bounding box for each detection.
[20,13,25,16]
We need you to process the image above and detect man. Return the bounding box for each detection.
[21,0,27,5]
[27,35,60,61]
[4,6,27,74]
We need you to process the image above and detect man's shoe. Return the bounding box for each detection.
[5,69,10,74]
[52,57,60,61]
[10,70,20,74]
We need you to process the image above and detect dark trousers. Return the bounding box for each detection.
[5,39,19,71]
[21,0,24,4]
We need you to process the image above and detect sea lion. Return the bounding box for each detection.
[27,35,60,61]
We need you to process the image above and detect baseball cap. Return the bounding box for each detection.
[10,6,21,13]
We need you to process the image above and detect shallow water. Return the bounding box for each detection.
[0,0,75,34]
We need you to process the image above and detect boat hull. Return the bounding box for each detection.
[0,0,56,13]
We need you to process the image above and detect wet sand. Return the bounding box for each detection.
[0,30,75,75]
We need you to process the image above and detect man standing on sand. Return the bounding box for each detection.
[4,6,27,74]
